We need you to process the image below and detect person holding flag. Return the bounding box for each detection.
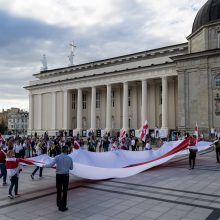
[120,129,126,139]
[194,122,199,145]
[140,120,149,141]
[139,120,149,149]
[6,150,22,199]
[188,123,198,170]
[73,138,80,150]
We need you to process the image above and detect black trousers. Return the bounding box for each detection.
[9,174,18,195]
[216,148,220,163]
[32,166,43,177]
[189,153,196,169]
[56,174,69,209]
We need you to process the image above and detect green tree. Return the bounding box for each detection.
[0,122,7,134]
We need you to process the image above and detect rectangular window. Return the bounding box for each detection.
[218,32,220,48]
[111,90,115,107]
[96,90,101,108]
[82,93,86,109]
[72,93,76,109]
[128,89,131,106]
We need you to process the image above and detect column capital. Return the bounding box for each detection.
[142,78,148,82]
[161,76,168,80]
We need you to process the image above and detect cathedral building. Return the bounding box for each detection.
[25,0,220,137]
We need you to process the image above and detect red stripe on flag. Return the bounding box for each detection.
[6,160,19,169]
[19,158,45,166]
[125,138,190,168]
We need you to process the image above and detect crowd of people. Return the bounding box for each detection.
[0,129,219,208]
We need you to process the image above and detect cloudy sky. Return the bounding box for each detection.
[0,0,207,111]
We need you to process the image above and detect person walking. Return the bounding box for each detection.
[30,140,44,179]
[188,137,198,170]
[215,139,220,163]
[0,146,7,186]
[43,145,73,212]
[5,150,22,199]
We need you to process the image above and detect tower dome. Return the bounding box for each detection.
[192,0,220,33]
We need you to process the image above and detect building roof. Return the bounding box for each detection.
[192,0,220,33]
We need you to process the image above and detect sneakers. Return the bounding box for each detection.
[30,174,34,180]
[8,194,14,199]
[15,194,21,198]
[2,182,8,186]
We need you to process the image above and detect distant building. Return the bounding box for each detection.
[7,108,29,134]
[25,0,220,136]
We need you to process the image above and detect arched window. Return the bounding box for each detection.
[215,75,220,87]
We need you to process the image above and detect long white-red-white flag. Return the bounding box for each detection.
[140,120,149,141]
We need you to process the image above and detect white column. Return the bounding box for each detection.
[38,94,42,130]
[51,92,56,130]
[77,88,82,131]
[122,82,129,131]
[91,86,96,130]
[142,79,148,125]
[106,84,112,131]
[28,94,33,130]
[63,90,71,130]
[162,76,168,129]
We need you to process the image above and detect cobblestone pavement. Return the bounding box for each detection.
[0,148,220,220]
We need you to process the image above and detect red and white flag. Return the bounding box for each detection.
[73,140,80,150]
[120,130,126,138]
[140,120,149,142]
[194,122,199,145]
[6,158,21,177]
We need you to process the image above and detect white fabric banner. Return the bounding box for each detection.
[20,140,213,180]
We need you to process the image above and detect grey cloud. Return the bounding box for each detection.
[0,2,196,109]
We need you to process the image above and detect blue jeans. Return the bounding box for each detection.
[0,163,7,183]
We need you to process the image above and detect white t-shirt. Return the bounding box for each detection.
[131,139,135,146]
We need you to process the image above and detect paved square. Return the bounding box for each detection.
[0,148,220,220]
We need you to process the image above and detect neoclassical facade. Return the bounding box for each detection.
[25,0,220,136]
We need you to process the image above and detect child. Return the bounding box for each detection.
[5,150,22,199]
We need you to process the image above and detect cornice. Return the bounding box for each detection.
[25,62,175,91]
[171,49,220,62]
[187,20,220,40]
